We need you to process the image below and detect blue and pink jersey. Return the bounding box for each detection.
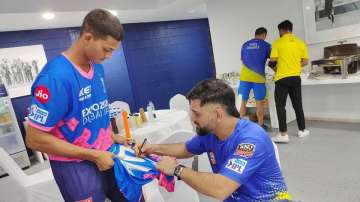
[28,54,113,161]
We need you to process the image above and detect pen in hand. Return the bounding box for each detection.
[138,138,147,156]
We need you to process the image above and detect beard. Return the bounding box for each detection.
[196,126,211,136]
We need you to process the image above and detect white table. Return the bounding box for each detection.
[300,74,360,122]
[129,109,193,144]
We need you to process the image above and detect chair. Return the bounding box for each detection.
[110,100,131,115]
[169,94,189,113]
[0,147,63,202]
[142,179,165,202]
[272,141,281,169]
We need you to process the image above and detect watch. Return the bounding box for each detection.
[173,164,185,180]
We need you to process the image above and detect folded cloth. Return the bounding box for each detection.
[108,144,175,202]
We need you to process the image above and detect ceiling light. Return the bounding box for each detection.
[42,12,55,20]
[305,6,311,10]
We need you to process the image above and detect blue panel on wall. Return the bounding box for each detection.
[123,19,215,110]
[0,18,216,144]
[0,28,73,139]
[102,46,136,112]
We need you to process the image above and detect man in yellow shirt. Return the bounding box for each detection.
[269,20,310,143]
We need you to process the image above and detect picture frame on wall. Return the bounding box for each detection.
[303,0,360,44]
[0,45,47,98]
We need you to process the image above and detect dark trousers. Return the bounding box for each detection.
[275,76,306,132]
[50,160,128,202]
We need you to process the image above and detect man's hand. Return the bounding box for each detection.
[91,150,114,171]
[135,143,158,158]
[156,156,177,176]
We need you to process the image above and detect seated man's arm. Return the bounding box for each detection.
[156,156,239,201]
[181,168,239,201]
[140,133,205,158]
[141,143,193,159]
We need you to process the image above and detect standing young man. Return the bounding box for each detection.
[269,20,310,143]
[26,9,128,202]
[239,27,271,130]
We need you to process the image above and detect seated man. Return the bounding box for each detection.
[139,79,292,202]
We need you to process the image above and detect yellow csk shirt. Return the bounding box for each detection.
[270,33,308,81]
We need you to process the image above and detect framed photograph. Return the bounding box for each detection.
[0,45,47,98]
[303,0,360,44]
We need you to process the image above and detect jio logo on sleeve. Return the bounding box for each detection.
[35,86,50,104]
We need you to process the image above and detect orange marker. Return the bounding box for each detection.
[122,111,132,141]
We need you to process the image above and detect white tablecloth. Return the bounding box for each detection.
[130,109,193,144]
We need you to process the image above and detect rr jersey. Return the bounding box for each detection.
[28,54,113,161]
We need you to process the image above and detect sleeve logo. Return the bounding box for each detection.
[208,151,216,165]
[225,158,247,174]
[235,143,255,158]
[34,86,50,104]
[28,105,49,124]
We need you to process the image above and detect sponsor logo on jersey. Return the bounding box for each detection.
[209,151,216,165]
[34,86,50,104]
[225,158,247,174]
[246,42,260,50]
[79,85,92,101]
[81,99,109,125]
[235,143,256,158]
[28,105,49,124]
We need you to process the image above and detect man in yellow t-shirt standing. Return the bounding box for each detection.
[269,20,310,143]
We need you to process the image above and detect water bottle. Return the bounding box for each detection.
[146,102,154,121]
[149,101,157,119]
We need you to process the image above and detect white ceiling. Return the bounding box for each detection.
[0,0,207,32]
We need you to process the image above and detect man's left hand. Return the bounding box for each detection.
[156,156,177,176]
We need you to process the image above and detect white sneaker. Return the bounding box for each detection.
[298,129,310,138]
[272,133,290,143]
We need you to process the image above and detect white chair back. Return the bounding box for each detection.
[142,179,165,202]
[0,147,28,185]
[169,94,189,112]
[110,101,131,115]
[0,147,63,202]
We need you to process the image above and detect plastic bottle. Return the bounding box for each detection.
[146,102,154,121]
[149,101,157,119]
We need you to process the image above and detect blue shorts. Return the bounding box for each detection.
[238,81,266,101]
[50,160,128,202]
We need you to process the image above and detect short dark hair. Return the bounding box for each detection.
[80,9,124,41]
[186,79,240,118]
[255,27,267,36]
[278,20,293,31]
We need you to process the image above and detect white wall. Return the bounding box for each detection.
[205,0,360,122]
[206,0,305,75]
[206,0,360,74]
